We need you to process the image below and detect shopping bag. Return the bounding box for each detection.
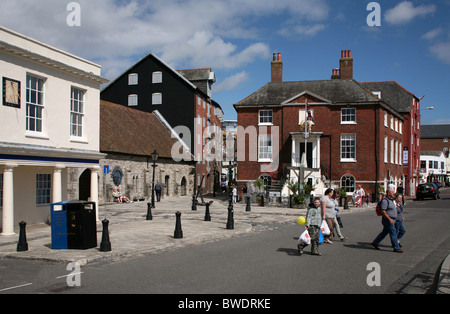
[320,220,331,236]
[298,229,311,245]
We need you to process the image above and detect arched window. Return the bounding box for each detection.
[260,174,272,187]
[341,174,355,193]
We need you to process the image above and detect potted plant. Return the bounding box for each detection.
[253,178,266,206]
[338,188,347,206]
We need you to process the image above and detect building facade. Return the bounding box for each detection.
[100,54,223,194]
[361,81,422,197]
[420,124,450,185]
[87,101,196,204]
[234,51,405,201]
[0,27,108,234]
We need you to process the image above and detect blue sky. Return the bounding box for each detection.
[1,0,449,124]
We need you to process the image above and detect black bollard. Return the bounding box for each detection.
[191,196,197,211]
[344,196,349,210]
[261,195,265,207]
[174,211,183,239]
[204,203,211,221]
[146,202,153,220]
[100,219,112,252]
[17,221,28,252]
[246,196,251,212]
[226,203,234,230]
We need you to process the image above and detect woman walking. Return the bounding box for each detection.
[322,188,335,244]
[395,193,406,248]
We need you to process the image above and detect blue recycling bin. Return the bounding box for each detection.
[51,200,97,250]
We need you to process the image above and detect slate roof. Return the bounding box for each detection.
[421,124,450,139]
[100,100,185,159]
[235,79,380,106]
[361,81,416,113]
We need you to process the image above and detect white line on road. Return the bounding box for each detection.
[0,283,33,292]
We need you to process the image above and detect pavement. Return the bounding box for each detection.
[0,193,448,294]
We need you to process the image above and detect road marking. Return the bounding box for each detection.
[56,272,84,279]
[0,283,33,292]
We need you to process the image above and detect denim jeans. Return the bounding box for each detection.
[373,217,400,250]
[395,220,406,240]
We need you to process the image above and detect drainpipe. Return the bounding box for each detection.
[374,105,379,200]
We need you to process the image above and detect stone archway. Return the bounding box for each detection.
[79,169,91,201]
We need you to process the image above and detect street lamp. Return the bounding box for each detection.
[151,149,159,209]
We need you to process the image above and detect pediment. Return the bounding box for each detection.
[281,90,331,105]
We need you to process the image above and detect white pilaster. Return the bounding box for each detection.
[52,165,65,204]
[90,166,99,221]
[2,165,17,236]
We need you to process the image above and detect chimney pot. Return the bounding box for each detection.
[271,52,283,82]
[339,50,353,79]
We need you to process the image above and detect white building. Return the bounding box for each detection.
[0,27,108,235]
[419,151,447,184]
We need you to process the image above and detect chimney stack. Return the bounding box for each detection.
[339,50,353,79]
[271,52,283,82]
[331,68,340,80]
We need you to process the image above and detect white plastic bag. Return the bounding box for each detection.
[320,220,331,236]
[298,229,311,245]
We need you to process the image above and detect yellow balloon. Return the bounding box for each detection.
[297,216,306,225]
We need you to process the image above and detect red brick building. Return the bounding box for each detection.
[234,51,405,200]
[361,81,423,197]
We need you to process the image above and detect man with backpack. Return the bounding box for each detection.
[371,187,403,253]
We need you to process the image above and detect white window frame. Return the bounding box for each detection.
[152,71,162,84]
[259,110,273,125]
[70,87,85,138]
[128,73,138,85]
[384,136,388,163]
[26,74,45,134]
[341,174,355,193]
[340,134,356,162]
[36,174,51,205]
[384,112,388,127]
[258,134,273,162]
[152,93,162,105]
[394,140,398,164]
[341,108,356,124]
[128,94,138,106]
[390,138,394,164]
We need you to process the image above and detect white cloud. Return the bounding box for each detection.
[385,1,436,25]
[214,71,250,94]
[430,42,450,65]
[280,24,326,37]
[422,28,443,41]
[0,0,329,86]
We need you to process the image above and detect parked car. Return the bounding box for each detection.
[416,183,439,200]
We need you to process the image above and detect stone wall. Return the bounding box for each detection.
[67,154,195,204]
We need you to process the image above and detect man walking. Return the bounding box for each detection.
[371,187,403,253]
[155,181,162,202]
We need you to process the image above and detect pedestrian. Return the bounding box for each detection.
[155,181,162,202]
[332,190,348,242]
[321,188,335,244]
[397,184,405,205]
[354,185,365,207]
[232,185,237,203]
[221,181,226,193]
[371,187,403,253]
[394,193,406,248]
[298,197,322,256]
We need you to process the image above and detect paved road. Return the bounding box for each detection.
[1,189,449,296]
